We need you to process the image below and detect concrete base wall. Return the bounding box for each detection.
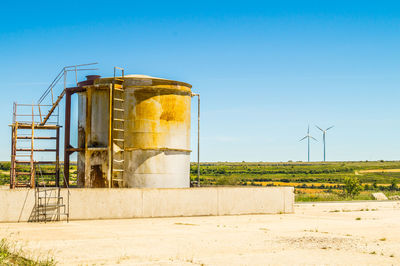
[0,187,294,222]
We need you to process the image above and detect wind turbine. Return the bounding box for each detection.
[299,125,317,162]
[315,125,334,162]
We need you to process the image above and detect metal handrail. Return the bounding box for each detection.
[36,63,98,125]
[13,103,60,125]
[38,63,98,104]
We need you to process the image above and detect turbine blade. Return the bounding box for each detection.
[315,125,323,132]
[299,136,307,141]
[310,136,318,141]
[326,125,334,131]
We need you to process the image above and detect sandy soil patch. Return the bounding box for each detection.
[358,168,400,173]
[0,201,399,265]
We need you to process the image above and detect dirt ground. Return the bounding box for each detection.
[1,201,400,265]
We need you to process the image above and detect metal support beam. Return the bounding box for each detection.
[63,90,72,188]
[191,93,200,187]
[56,127,60,187]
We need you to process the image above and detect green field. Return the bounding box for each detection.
[0,162,77,187]
[189,161,400,201]
[2,161,400,202]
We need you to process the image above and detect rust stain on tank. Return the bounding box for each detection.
[159,95,187,122]
[129,89,190,149]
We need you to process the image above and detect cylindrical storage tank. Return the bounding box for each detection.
[77,74,192,188]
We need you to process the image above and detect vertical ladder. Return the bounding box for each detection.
[109,67,125,187]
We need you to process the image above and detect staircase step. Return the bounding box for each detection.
[37,212,68,216]
[15,161,31,164]
[37,204,65,208]
[15,184,30,187]
[17,136,57,140]
[16,161,57,164]
[37,188,59,191]
[16,172,31,175]
[16,148,56,152]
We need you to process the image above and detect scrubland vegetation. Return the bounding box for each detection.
[0,238,55,265]
[1,161,399,202]
[0,162,77,187]
[190,161,400,201]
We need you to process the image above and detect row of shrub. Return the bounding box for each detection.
[190,167,354,175]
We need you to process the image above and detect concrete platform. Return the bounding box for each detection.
[0,187,294,222]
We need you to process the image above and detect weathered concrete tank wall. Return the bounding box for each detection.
[77,75,192,188]
[123,79,192,188]
[78,85,111,188]
[0,187,294,222]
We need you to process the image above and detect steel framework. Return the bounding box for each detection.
[10,63,97,189]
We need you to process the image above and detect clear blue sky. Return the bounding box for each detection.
[1,0,400,162]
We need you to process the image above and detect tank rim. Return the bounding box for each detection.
[97,74,192,88]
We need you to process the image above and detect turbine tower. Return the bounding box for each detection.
[299,125,317,162]
[316,125,334,162]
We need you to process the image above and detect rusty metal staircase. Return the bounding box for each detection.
[27,165,70,222]
[10,63,98,189]
[10,104,61,188]
[33,187,68,222]
[109,67,125,187]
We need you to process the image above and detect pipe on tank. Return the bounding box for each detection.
[191,93,200,187]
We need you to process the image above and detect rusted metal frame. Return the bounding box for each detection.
[66,147,84,152]
[17,148,57,152]
[10,124,16,188]
[62,87,85,188]
[63,89,72,188]
[15,124,60,129]
[17,104,52,106]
